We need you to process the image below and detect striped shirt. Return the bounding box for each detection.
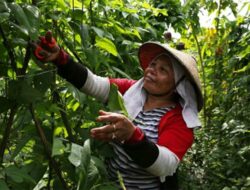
[106,107,173,190]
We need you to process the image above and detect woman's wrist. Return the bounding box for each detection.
[53,48,69,65]
[125,127,145,144]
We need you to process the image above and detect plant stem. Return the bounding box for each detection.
[0,105,17,164]
[0,25,17,73]
[47,160,53,190]
[55,26,83,65]
[29,104,69,190]
[89,0,95,44]
[192,27,207,127]
[21,42,31,75]
[53,90,76,143]
[215,0,222,34]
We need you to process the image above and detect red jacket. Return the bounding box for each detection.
[109,78,194,160]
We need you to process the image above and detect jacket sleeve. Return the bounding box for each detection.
[122,127,181,178]
[145,106,194,178]
[123,105,194,179]
[157,106,194,161]
[56,57,110,102]
[57,57,138,102]
[57,57,88,89]
[109,78,136,95]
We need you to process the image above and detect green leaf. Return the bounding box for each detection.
[81,139,91,170]
[92,26,105,38]
[91,156,107,175]
[0,1,9,13]
[234,64,250,73]
[107,84,128,116]
[23,5,39,26]
[10,135,31,160]
[92,140,114,158]
[52,137,66,157]
[0,96,12,113]
[33,70,53,94]
[22,161,47,185]
[7,79,43,104]
[68,143,83,167]
[80,160,99,190]
[111,66,132,79]
[5,166,36,184]
[69,140,91,168]
[95,37,118,56]
[22,5,39,39]
[83,0,91,7]
[0,179,9,190]
[80,24,90,47]
[67,84,87,105]
[0,12,9,23]
[10,22,29,36]
[117,171,126,190]
[245,177,250,186]
[8,2,39,39]
[9,3,31,30]
[237,45,250,60]
[12,38,27,46]
[69,140,92,189]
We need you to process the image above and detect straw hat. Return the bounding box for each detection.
[138,42,203,111]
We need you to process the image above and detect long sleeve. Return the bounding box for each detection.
[56,57,110,102]
[122,105,193,180]
[57,57,88,89]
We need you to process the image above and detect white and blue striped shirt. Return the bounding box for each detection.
[106,107,173,190]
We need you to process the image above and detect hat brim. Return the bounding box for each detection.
[138,42,203,111]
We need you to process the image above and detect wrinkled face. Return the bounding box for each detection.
[143,54,175,96]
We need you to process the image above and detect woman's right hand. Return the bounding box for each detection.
[30,31,61,63]
[91,110,137,143]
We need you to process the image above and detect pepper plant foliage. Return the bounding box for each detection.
[0,0,249,189]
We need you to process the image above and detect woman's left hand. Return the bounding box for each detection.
[90,110,136,143]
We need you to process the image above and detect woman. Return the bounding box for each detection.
[32,31,203,190]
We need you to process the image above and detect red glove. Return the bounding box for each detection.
[31,31,68,65]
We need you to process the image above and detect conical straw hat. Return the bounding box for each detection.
[138,42,203,111]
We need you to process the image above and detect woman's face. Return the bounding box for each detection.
[143,54,175,96]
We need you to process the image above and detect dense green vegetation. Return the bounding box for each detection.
[0,0,249,189]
